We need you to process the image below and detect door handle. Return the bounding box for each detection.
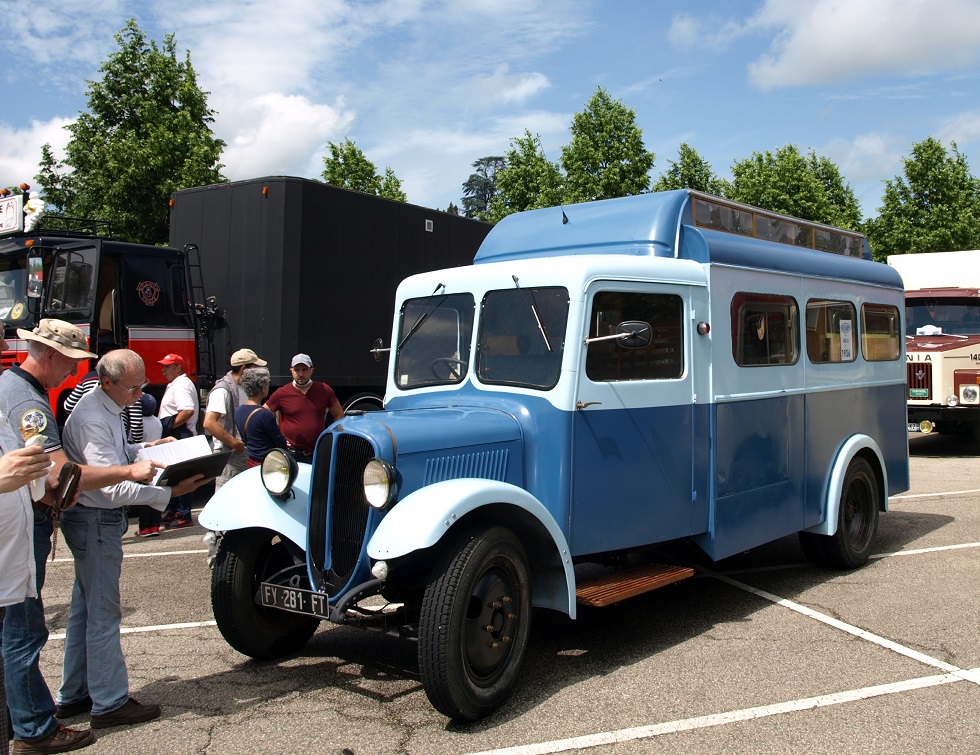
[576,401,602,410]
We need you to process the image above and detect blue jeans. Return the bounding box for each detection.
[57,506,130,716]
[1,510,58,740]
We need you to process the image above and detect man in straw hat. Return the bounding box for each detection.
[0,320,158,751]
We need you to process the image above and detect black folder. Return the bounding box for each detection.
[157,450,233,487]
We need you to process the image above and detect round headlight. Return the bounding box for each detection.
[947,394,959,407]
[261,449,297,499]
[963,385,979,403]
[363,458,397,509]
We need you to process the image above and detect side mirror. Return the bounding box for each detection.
[27,253,43,299]
[616,321,652,348]
[371,337,390,363]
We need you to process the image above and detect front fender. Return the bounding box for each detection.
[368,478,577,618]
[198,465,310,550]
[805,434,887,536]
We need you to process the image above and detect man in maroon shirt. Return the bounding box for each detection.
[265,354,344,463]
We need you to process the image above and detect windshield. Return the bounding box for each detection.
[0,255,29,324]
[477,287,568,389]
[906,297,980,336]
[394,293,475,388]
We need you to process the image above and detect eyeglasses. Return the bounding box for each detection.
[114,380,148,394]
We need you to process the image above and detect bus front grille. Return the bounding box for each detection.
[907,362,932,400]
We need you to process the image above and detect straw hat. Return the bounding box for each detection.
[17,319,97,359]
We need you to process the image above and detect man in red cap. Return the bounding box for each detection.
[156,354,198,530]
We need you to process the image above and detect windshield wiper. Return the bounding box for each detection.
[397,283,447,351]
[512,275,552,352]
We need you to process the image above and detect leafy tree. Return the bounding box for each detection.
[488,131,563,222]
[444,201,460,215]
[652,143,727,195]
[38,19,225,245]
[866,137,980,259]
[461,156,505,220]
[321,138,406,202]
[560,87,654,203]
[726,144,861,229]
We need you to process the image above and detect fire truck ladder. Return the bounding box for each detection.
[181,243,221,389]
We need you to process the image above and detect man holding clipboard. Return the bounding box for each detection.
[56,349,211,729]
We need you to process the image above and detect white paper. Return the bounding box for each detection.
[137,435,212,485]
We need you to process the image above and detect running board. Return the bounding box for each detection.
[575,563,694,607]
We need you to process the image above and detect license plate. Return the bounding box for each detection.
[909,388,929,398]
[259,583,329,619]
[908,423,921,432]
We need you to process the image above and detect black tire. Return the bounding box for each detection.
[211,528,319,659]
[821,457,880,569]
[418,526,531,721]
[343,392,384,413]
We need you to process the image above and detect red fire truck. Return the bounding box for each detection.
[0,188,219,424]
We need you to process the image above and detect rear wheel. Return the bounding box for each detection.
[418,526,531,721]
[802,457,879,569]
[211,528,319,659]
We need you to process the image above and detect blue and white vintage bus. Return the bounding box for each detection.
[201,190,910,721]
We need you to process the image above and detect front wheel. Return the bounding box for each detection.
[418,526,531,721]
[211,528,319,659]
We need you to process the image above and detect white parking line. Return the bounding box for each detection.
[891,488,980,500]
[49,620,217,641]
[466,672,969,755]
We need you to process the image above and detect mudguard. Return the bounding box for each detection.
[805,434,888,536]
[198,465,311,550]
[368,478,577,617]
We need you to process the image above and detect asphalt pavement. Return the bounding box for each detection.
[34,431,979,754]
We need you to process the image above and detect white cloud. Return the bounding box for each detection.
[937,111,980,151]
[746,0,980,90]
[218,93,355,181]
[0,118,74,190]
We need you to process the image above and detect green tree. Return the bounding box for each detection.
[727,144,861,229]
[461,156,505,220]
[488,131,563,222]
[560,87,654,203]
[321,138,406,201]
[652,143,726,194]
[38,19,225,245]
[866,137,980,259]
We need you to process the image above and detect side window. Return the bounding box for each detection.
[585,292,683,381]
[806,299,857,363]
[732,293,799,366]
[48,248,96,316]
[861,303,901,361]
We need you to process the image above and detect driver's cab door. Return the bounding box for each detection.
[570,281,709,556]
[44,241,99,330]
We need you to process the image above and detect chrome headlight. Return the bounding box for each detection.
[961,385,979,404]
[261,449,297,499]
[363,458,397,509]
[946,394,959,407]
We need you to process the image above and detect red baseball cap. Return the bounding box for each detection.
[157,354,185,367]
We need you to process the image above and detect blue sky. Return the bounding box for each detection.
[2,0,979,220]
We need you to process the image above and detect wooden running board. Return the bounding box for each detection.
[575,563,694,607]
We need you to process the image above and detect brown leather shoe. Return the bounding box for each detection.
[89,698,160,729]
[12,725,95,753]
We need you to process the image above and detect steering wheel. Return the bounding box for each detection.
[430,357,467,380]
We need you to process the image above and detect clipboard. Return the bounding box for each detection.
[157,450,233,487]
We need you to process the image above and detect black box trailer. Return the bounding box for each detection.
[169,176,492,408]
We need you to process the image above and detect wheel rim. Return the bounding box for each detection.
[462,564,521,685]
[843,473,873,548]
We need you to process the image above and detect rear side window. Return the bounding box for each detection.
[861,303,901,361]
[732,293,799,366]
[806,299,857,363]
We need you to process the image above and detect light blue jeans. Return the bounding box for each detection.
[1,510,58,740]
[57,506,130,716]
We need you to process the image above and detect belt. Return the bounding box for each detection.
[32,500,48,513]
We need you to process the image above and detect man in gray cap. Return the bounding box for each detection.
[0,320,157,752]
[265,353,344,464]
[202,348,267,490]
